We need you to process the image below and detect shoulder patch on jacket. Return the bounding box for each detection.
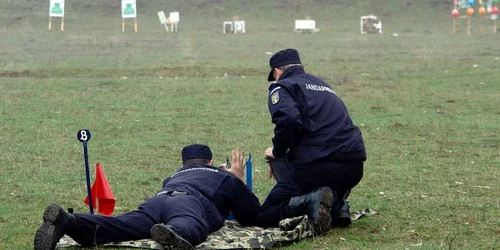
[271,91,280,104]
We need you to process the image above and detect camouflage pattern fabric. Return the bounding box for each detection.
[57,209,376,249]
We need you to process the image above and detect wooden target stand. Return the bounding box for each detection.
[48,16,64,31]
[494,16,498,33]
[452,6,499,34]
[492,6,499,33]
[122,17,138,32]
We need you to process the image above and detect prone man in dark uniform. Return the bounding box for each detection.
[256,49,366,234]
[34,145,259,250]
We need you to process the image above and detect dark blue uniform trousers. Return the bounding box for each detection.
[67,194,209,246]
[257,159,364,228]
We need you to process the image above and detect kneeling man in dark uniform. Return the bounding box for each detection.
[34,144,259,250]
[257,48,367,235]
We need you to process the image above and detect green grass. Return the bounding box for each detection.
[1,0,499,249]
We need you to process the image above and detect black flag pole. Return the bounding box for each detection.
[77,129,94,214]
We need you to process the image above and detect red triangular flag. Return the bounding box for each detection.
[84,163,116,216]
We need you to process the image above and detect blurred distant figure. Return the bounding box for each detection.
[51,3,63,14]
[123,3,135,15]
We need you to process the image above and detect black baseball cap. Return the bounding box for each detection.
[181,144,213,163]
[267,48,302,81]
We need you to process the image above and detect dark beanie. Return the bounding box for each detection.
[181,144,213,163]
[268,48,302,81]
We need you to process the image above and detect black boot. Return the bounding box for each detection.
[287,187,333,236]
[34,204,77,250]
[331,189,351,227]
[150,224,195,250]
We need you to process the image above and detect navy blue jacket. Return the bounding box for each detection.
[268,66,366,165]
[161,164,259,232]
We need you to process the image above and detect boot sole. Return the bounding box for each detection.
[150,224,194,250]
[332,216,352,227]
[34,204,63,250]
[312,187,333,236]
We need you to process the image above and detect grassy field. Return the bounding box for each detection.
[1,0,499,249]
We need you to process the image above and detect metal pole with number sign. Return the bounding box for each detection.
[77,129,94,214]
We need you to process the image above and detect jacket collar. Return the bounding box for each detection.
[279,65,305,81]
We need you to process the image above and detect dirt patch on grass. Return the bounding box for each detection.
[0,70,32,78]
[0,66,266,79]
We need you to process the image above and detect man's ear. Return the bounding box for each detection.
[209,159,214,165]
[274,68,283,80]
